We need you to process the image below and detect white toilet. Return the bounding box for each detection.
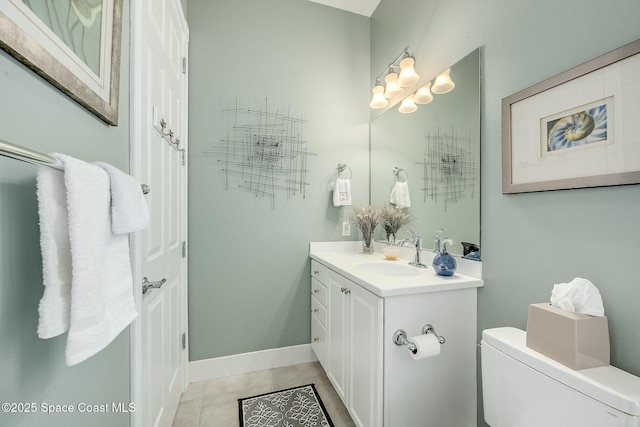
[481,327,640,427]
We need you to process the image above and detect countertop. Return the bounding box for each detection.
[310,242,484,298]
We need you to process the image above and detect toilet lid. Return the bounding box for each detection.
[482,327,640,416]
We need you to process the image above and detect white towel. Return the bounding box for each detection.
[36,166,72,339]
[54,154,138,366]
[94,162,149,234]
[332,178,352,206]
[390,181,411,208]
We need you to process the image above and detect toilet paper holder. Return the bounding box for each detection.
[393,323,446,354]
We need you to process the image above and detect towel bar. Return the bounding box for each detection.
[0,139,150,194]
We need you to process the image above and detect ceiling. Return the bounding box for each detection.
[307,0,382,17]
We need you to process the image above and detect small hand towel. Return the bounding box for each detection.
[332,178,352,206]
[36,166,72,339]
[94,162,149,234]
[54,154,139,366]
[390,181,411,209]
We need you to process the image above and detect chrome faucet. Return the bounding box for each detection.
[399,230,428,269]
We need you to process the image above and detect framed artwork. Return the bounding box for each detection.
[502,39,640,194]
[0,0,123,125]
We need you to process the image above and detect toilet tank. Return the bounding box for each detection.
[481,327,640,427]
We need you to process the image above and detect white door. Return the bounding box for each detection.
[130,0,189,426]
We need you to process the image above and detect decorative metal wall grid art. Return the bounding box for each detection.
[418,127,478,211]
[206,99,315,207]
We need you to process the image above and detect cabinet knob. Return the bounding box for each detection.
[313,270,320,275]
[313,289,319,294]
[340,287,351,295]
[313,337,319,342]
[312,308,319,313]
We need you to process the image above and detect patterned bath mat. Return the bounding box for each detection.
[239,383,334,427]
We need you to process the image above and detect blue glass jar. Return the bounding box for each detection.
[432,237,457,276]
[432,252,457,276]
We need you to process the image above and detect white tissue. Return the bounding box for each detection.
[550,277,605,317]
[410,334,441,360]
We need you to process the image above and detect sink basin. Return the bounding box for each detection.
[356,261,423,277]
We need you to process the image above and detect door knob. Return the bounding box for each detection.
[142,276,166,295]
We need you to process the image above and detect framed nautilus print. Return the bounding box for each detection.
[502,38,640,194]
[0,0,123,125]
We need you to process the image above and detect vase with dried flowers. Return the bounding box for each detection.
[379,207,410,260]
[380,206,410,244]
[351,206,381,254]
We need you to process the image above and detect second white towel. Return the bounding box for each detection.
[95,162,149,234]
[333,178,352,206]
[390,181,411,209]
[54,154,138,366]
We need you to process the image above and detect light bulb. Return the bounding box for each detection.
[414,81,433,104]
[432,68,455,94]
[398,95,417,113]
[369,84,388,109]
[398,56,419,87]
[384,72,402,98]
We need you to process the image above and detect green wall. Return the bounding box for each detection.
[0,2,132,426]
[187,0,370,360]
[372,0,640,425]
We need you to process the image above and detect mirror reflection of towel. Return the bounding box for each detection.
[333,178,352,206]
[390,181,411,208]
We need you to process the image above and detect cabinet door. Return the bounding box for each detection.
[327,271,349,403]
[349,284,383,427]
[311,313,327,369]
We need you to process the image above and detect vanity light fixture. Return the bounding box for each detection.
[369,47,420,108]
[384,71,403,98]
[413,81,434,104]
[398,54,420,87]
[369,79,388,109]
[431,68,455,94]
[398,94,417,113]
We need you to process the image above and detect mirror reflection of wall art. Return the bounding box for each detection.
[0,0,123,125]
[419,127,477,212]
[502,38,640,194]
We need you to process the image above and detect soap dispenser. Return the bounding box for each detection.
[432,230,457,276]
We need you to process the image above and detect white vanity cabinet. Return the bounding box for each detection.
[310,246,483,427]
[311,260,383,427]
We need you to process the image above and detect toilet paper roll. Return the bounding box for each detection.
[410,334,441,360]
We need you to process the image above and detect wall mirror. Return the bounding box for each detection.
[370,48,481,258]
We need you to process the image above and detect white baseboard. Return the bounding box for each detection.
[188,344,318,383]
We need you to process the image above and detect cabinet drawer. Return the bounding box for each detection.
[311,277,327,306]
[311,260,328,284]
[311,295,327,328]
[311,314,327,369]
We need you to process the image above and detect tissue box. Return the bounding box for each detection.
[526,303,610,370]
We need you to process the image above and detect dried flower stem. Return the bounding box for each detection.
[379,206,410,243]
[350,206,381,247]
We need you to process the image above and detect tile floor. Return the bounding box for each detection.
[172,362,356,426]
